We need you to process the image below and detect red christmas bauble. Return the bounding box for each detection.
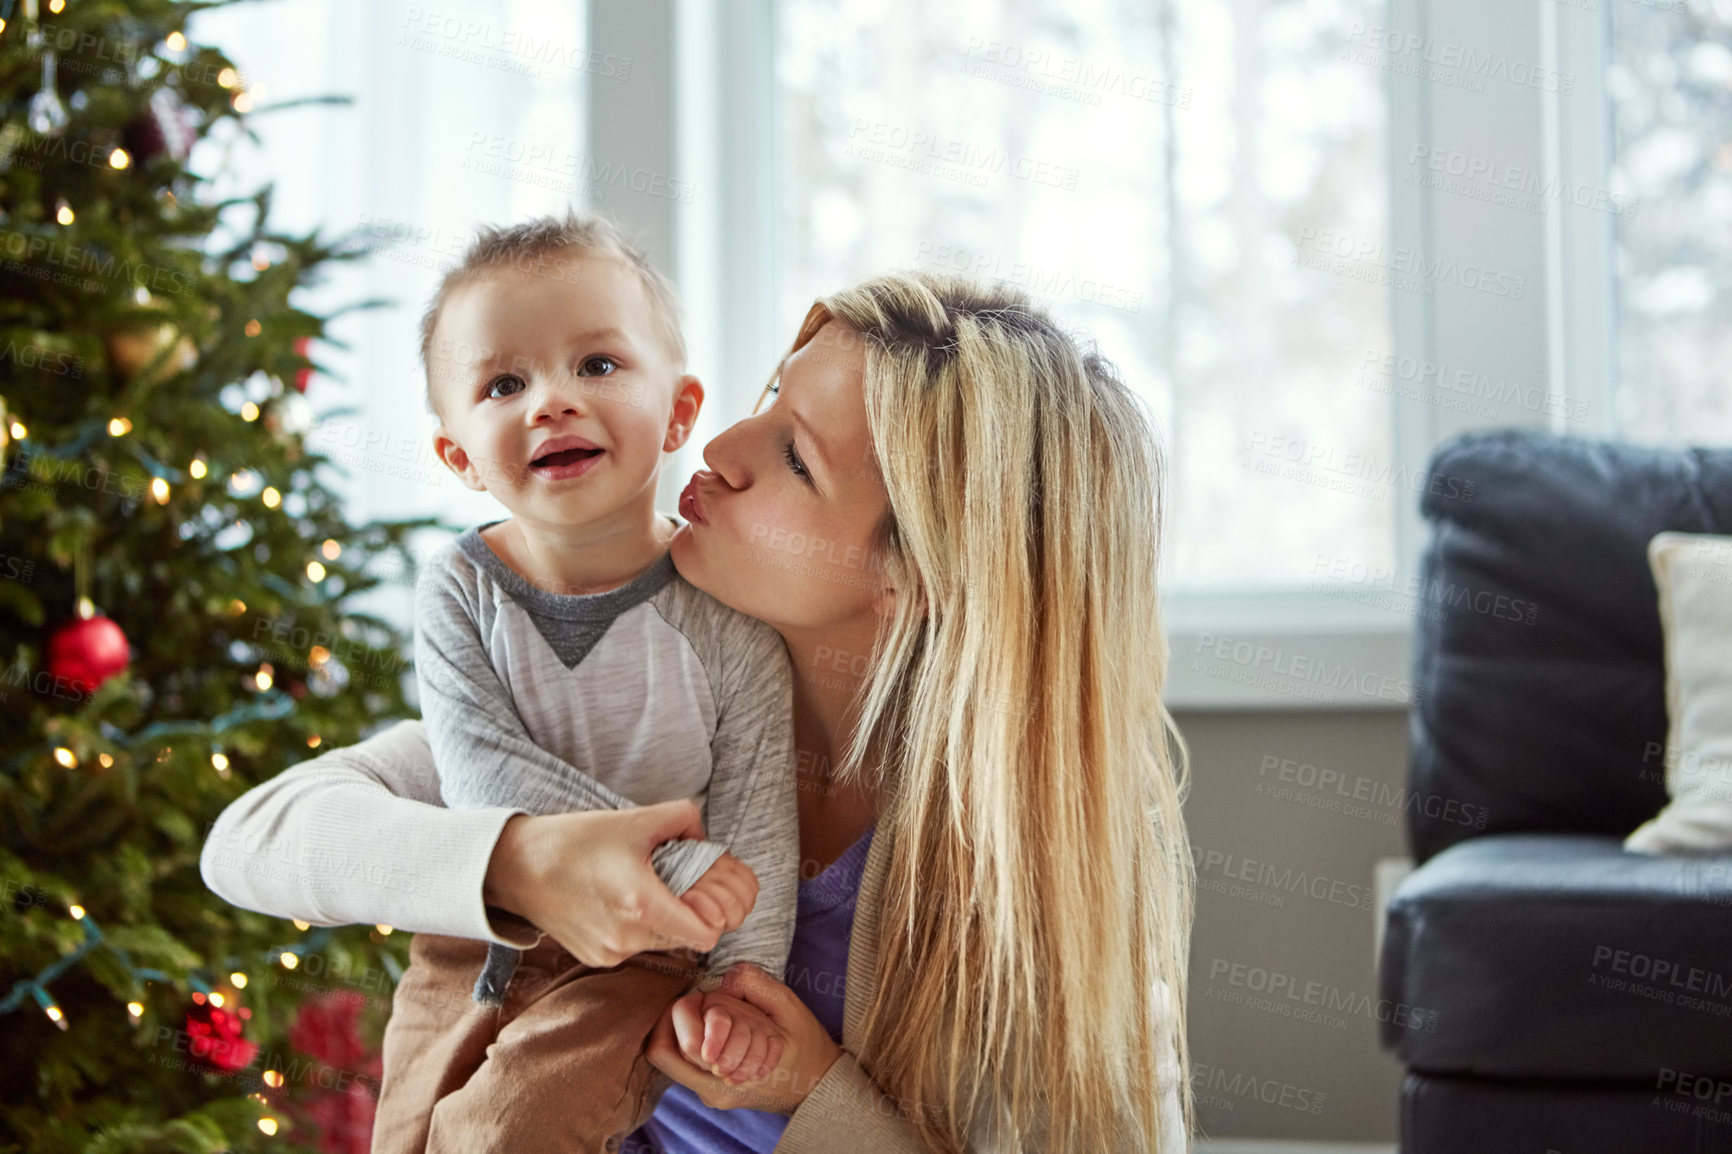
[185,1000,258,1073]
[293,336,313,393]
[47,615,130,695]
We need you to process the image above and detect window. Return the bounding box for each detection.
[200,2,1725,708]
[773,0,1393,589]
[1607,0,1732,445]
[187,0,593,628]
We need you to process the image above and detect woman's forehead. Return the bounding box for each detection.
[784,322,880,485]
[786,321,865,400]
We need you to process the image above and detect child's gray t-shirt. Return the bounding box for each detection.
[413,521,799,989]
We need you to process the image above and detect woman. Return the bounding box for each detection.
[201,271,1194,1153]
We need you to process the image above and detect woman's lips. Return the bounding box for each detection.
[678,473,710,526]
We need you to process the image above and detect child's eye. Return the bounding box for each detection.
[784,442,811,483]
[577,355,617,377]
[484,373,526,399]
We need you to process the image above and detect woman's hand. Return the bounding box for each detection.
[482,802,749,968]
[646,963,846,1116]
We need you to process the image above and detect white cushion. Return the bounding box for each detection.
[1625,533,1732,854]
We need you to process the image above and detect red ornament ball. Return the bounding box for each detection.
[47,615,130,695]
[185,999,258,1073]
[293,335,314,393]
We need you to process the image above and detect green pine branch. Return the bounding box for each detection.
[0,3,437,1151]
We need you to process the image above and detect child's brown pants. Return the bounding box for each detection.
[371,931,706,1154]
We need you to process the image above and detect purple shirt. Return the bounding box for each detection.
[627,825,876,1154]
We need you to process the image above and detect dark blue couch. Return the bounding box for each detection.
[1377,430,1732,1153]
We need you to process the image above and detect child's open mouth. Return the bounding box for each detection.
[528,437,605,480]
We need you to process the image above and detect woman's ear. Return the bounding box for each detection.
[872,582,925,621]
[663,375,705,453]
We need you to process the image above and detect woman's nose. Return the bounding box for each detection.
[702,421,750,489]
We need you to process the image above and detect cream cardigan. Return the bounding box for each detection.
[198,719,1186,1152]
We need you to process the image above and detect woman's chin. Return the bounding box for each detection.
[668,523,709,588]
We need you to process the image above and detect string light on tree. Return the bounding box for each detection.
[0,8,420,1146]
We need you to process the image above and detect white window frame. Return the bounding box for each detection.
[587,0,1612,710]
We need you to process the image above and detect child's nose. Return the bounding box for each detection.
[529,374,591,422]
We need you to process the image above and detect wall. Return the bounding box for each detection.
[1176,709,1413,1142]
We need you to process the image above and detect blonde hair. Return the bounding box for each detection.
[416,210,685,412]
[781,272,1195,1152]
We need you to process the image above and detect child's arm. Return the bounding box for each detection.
[414,548,730,901]
[687,619,801,983]
[669,613,801,1080]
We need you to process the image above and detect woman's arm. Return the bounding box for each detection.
[782,1035,1188,1154]
[199,719,752,963]
[646,964,936,1150]
[198,719,541,946]
[648,965,1189,1154]
[775,1051,935,1152]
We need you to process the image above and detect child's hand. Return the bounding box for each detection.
[675,980,786,1086]
[680,853,758,937]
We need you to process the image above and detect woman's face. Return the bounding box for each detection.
[670,320,889,637]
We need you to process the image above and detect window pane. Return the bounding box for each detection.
[774,0,1392,588]
[1608,1,1732,445]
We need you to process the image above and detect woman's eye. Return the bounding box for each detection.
[484,374,526,399]
[578,355,617,377]
[784,442,811,481]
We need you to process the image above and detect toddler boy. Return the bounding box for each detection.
[372,212,798,1154]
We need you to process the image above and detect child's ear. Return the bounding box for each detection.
[432,426,488,492]
[663,375,705,453]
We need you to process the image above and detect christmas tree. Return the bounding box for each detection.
[0,1,434,1150]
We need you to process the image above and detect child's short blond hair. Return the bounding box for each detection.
[418,210,685,414]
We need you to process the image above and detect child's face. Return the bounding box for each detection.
[427,255,697,531]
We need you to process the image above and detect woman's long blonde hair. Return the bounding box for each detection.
[783,271,1195,1152]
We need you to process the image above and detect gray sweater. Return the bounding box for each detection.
[414,524,798,995]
